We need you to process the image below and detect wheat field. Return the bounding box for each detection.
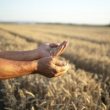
[0,23,110,110]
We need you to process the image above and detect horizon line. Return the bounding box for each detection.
[0,20,110,26]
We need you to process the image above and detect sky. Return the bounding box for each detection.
[0,0,110,25]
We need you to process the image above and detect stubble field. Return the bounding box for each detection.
[0,23,110,110]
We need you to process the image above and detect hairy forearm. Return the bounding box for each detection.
[0,49,40,61]
[0,58,37,79]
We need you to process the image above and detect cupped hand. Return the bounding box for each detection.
[36,57,69,78]
[36,41,68,58]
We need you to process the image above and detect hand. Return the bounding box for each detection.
[36,57,69,78]
[36,41,68,59]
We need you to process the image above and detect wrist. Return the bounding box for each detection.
[32,49,41,60]
[16,60,38,75]
[30,60,38,74]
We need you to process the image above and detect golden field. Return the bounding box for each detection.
[0,23,110,110]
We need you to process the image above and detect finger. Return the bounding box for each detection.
[49,43,59,48]
[53,63,70,73]
[52,42,65,56]
[56,41,66,56]
[57,41,68,55]
[50,66,68,77]
[54,59,67,66]
[52,41,68,56]
[59,41,68,55]
[54,69,68,77]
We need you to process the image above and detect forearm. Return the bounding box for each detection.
[0,58,37,79]
[0,49,40,61]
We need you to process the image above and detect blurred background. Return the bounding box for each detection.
[0,0,110,110]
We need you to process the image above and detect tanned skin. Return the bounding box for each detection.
[0,41,69,79]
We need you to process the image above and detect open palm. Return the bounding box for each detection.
[37,41,68,58]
